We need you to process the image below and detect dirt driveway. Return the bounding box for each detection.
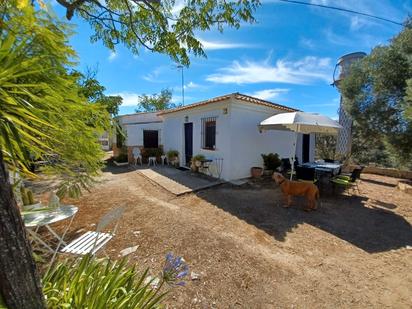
[56,166,412,308]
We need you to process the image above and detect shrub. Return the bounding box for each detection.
[166,150,179,160]
[191,154,205,163]
[114,153,128,163]
[142,147,163,159]
[261,153,281,171]
[43,253,188,308]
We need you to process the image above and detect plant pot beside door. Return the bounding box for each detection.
[251,167,263,178]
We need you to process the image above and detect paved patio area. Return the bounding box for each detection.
[137,166,225,195]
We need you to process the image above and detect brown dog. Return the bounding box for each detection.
[272,172,319,211]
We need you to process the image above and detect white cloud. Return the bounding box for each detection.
[170,95,195,104]
[108,51,117,61]
[248,88,290,101]
[350,16,367,31]
[170,0,186,16]
[143,67,166,83]
[323,28,352,46]
[173,81,207,93]
[199,39,253,50]
[309,0,403,30]
[108,92,140,107]
[206,56,332,85]
[300,37,315,49]
[185,81,207,90]
[185,81,199,89]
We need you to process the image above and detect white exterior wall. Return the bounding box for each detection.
[124,122,163,147]
[162,98,315,181]
[229,101,299,180]
[162,100,233,180]
[117,112,163,147]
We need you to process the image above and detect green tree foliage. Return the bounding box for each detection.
[340,20,412,169]
[136,88,176,112]
[75,68,123,116]
[53,0,260,65]
[0,2,111,196]
[315,135,337,160]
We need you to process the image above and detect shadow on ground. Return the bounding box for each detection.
[196,179,412,253]
[102,160,136,175]
[143,166,222,190]
[361,178,397,188]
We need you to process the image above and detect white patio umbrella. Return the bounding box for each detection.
[259,112,343,179]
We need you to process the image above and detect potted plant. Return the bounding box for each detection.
[261,153,282,176]
[142,147,163,164]
[250,166,263,178]
[113,153,129,166]
[167,150,179,166]
[191,154,205,172]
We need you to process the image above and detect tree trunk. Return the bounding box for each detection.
[0,151,46,308]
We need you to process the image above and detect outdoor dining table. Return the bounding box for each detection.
[22,205,78,254]
[300,162,342,176]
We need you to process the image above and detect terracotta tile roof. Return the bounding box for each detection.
[117,111,162,124]
[158,93,298,115]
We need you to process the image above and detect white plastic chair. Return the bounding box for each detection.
[132,147,142,166]
[148,156,157,166]
[61,207,125,256]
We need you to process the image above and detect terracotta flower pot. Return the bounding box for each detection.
[251,167,263,178]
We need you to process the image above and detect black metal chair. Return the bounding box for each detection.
[338,165,364,179]
[296,166,317,183]
[331,167,363,194]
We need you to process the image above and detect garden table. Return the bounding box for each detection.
[22,205,78,254]
[301,162,342,176]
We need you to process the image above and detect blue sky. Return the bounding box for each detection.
[52,0,410,118]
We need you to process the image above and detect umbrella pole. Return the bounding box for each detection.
[290,132,298,180]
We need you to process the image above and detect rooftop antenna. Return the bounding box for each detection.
[175,64,185,106]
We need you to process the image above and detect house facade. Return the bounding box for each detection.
[114,93,315,181]
[114,112,163,160]
[159,93,315,181]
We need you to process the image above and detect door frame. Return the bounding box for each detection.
[302,134,310,163]
[184,122,193,167]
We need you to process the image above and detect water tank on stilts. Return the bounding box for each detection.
[332,52,366,155]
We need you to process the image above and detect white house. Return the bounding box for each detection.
[114,112,163,159]
[159,93,315,181]
[115,93,315,181]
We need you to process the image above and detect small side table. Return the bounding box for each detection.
[148,156,157,166]
[160,155,167,165]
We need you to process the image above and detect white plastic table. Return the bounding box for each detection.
[23,205,78,254]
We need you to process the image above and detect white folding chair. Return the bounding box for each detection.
[61,207,125,256]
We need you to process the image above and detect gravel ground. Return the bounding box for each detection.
[39,165,412,308]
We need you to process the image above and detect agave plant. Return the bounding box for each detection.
[43,253,188,308]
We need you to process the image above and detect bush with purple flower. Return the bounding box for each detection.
[162,252,189,286]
